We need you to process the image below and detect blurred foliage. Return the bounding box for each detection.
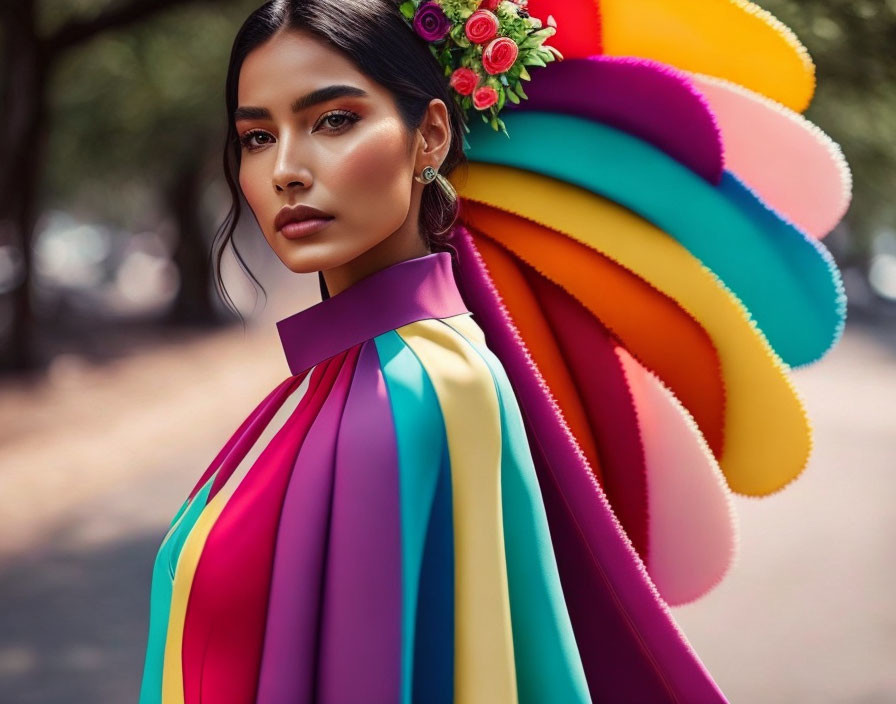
[41,0,260,226]
[756,0,896,261]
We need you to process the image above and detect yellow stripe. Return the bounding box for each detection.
[454,162,810,497]
[161,375,309,702]
[396,316,518,704]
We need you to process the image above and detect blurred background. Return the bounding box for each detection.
[0,1,893,702]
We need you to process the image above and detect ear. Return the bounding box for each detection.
[415,98,452,173]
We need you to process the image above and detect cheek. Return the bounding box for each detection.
[239,161,265,217]
[239,160,278,247]
[331,122,413,228]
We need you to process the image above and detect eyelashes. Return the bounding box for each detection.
[238,109,361,152]
[315,109,361,133]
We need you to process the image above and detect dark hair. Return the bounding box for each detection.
[211,0,469,324]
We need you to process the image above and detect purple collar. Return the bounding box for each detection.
[276,251,470,375]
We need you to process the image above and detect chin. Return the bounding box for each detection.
[274,240,357,275]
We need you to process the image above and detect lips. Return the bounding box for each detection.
[274,204,334,231]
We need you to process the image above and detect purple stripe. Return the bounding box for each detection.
[451,224,729,703]
[255,349,360,704]
[507,56,724,185]
[277,252,469,375]
[315,339,402,701]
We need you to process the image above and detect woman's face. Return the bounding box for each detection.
[236,28,450,294]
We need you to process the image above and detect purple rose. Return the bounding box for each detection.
[412,2,451,42]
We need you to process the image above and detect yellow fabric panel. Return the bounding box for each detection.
[600,0,815,113]
[162,487,228,703]
[453,162,811,496]
[397,318,518,704]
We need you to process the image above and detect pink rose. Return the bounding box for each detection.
[482,36,518,74]
[464,9,499,44]
[449,67,479,96]
[472,85,499,110]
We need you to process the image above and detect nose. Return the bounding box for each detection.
[272,133,313,193]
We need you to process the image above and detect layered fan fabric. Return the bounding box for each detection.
[448,0,850,611]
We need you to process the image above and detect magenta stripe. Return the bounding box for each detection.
[256,346,361,703]
[315,339,403,700]
[508,56,723,185]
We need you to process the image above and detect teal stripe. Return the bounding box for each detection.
[138,474,215,704]
[442,318,591,703]
[464,110,846,368]
[374,330,452,704]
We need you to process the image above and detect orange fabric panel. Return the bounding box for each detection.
[470,229,605,486]
[460,199,726,458]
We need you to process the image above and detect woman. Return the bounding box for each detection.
[139,0,848,702]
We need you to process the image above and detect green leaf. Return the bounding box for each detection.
[399,1,416,20]
[546,45,565,60]
[522,54,546,67]
[518,65,531,81]
[506,89,520,104]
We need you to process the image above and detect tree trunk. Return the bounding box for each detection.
[0,0,49,373]
[164,157,221,326]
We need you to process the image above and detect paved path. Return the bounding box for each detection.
[0,316,893,703]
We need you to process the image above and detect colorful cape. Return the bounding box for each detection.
[138,252,728,703]
[141,2,852,701]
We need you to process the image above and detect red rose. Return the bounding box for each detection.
[449,67,479,96]
[479,0,501,9]
[482,36,518,74]
[464,9,499,44]
[472,85,499,110]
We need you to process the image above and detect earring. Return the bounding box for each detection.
[414,165,437,184]
[415,165,457,203]
[434,172,457,203]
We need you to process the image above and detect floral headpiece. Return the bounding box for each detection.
[398,0,562,137]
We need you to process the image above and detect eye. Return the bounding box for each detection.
[312,109,361,134]
[238,129,273,152]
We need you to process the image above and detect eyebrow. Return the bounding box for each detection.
[234,84,369,122]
